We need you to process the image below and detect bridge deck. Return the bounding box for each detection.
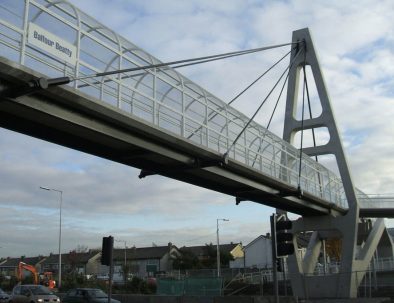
[0,57,343,216]
[359,197,394,217]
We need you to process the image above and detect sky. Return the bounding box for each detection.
[1,0,394,258]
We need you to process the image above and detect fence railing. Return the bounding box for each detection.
[159,266,394,298]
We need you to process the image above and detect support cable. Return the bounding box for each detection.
[250,44,303,168]
[4,41,297,99]
[297,51,307,191]
[73,42,295,82]
[223,47,304,163]
[303,67,318,162]
[227,50,291,105]
[249,52,300,168]
[78,48,291,89]
[186,50,292,140]
[303,61,323,197]
[266,71,290,130]
[250,66,292,168]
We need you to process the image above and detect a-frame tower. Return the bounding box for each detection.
[282,28,385,298]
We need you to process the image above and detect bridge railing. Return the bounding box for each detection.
[0,0,349,209]
[358,195,394,209]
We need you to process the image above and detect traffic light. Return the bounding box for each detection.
[275,258,283,272]
[101,236,113,266]
[275,219,294,257]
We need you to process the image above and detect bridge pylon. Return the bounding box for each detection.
[281,28,384,298]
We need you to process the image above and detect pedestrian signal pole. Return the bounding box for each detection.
[271,213,294,303]
[270,214,279,303]
[101,236,114,303]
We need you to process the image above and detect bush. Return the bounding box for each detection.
[1,276,18,291]
[120,277,156,294]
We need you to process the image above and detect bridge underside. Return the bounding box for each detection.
[360,208,394,217]
[0,57,347,217]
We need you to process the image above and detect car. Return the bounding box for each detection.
[0,288,10,303]
[62,288,120,303]
[9,285,60,303]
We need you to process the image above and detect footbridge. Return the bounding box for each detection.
[0,0,390,217]
[0,0,393,298]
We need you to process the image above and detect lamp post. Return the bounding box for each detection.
[40,186,62,289]
[115,239,127,267]
[216,218,229,277]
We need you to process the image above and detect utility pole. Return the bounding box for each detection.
[40,187,63,289]
[270,214,279,303]
[216,218,229,277]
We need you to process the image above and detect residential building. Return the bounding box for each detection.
[388,227,394,241]
[40,250,100,277]
[243,235,272,269]
[375,227,394,259]
[0,256,46,278]
[182,243,242,261]
[108,243,180,280]
[179,243,243,271]
[227,243,244,259]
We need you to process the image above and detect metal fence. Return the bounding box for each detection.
[158,267,394,298]
[157,277,223,296]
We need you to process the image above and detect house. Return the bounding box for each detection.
[243,235,272,269]
[388,227,394,241]
[226,243,244,259]
[0,256,46,278]
[181,243,243,267]
[40,250,100,277]
[108,243,180,280]
[375,227,394,259]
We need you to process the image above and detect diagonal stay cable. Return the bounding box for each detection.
[250,65,292,168]
[226,50,291,105]
[303,67,318,162]
[248,46,300,167]
[260,42,306,132]
[303,63,323,197]
[298,51,308,191]
[266,72,291,130]
[223,47,304,162]
[247,46,304,168]
[6,42,298,98]
[72,42,295,82]
[186,49,292,140]
[77,46,292,89]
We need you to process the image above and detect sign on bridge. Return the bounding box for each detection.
[28,22,76,65]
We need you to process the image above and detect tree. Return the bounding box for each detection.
[201,244,216,268]
[326,238,342,261]
[219,250,234,267]
[121,264,132,283]
[173,248,200,270]
[67,250,79,274]
[76,245,89,253]
[201,243,233,269]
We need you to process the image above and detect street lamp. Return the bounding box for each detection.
[40,186,62,289]
[216,218,229,277]
[115,239,127,267]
